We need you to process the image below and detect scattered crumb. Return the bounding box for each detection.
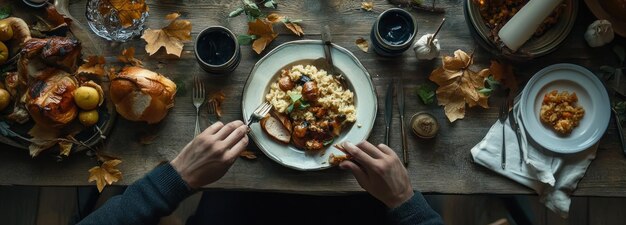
[357,123,362,128]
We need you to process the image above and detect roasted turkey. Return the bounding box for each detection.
[25,68,78,128]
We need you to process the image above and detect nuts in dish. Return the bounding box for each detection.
[539,90,585,134]
[264,65,356,151]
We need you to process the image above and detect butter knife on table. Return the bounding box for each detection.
[384,80,394,146]
[397,81,408,166]
[509,109,524,169]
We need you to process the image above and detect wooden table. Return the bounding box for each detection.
[1,0,625,197]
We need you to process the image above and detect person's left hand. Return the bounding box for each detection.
[170,121,249,189]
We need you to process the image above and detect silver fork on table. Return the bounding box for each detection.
[498,99,510,170]
[246,102,272,127]
[192,76,205,136]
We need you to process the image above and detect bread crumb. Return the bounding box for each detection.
[357,123,362,128]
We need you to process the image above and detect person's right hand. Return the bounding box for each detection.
[339,141,414,209]
[170,121,249,189]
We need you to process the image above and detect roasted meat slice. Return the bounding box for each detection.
[26,68,78,128]
[19,36,82,78]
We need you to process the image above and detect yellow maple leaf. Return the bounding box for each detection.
[77,55,107,76]
[141,13,192,57]
[355,38,369,52]
[117,47,143,67]
[88,159,122,192]
[361,2,374,11]
[429,50,490,122]
[208,90,226,118]
[248,18,278,54]
[99,0,148,28]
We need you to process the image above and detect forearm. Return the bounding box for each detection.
[388,192,444,225]
[79,163,193,225]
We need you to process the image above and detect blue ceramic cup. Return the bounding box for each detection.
[370,8,418,57]
[194,26,241,75]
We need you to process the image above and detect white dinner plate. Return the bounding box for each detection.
[519,63,610,154]
[242,40,377,170]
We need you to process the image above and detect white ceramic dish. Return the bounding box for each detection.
[519,63,610,154]
[242,40,377,170]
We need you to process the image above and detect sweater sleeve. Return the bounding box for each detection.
[78,163,194,225]
[388,192,444,225]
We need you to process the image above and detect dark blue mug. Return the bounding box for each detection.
[194,26,241,75]
[370,8,418,57]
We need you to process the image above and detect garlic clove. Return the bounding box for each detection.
[584,20,614,48]
[413,33,441,60]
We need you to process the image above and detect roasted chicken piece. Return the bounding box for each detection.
[26,68,78,128]
[18,36,82,80]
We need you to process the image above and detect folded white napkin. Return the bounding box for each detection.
[471,103,597,218]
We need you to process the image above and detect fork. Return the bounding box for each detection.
[207,100,218,125]
[246,102,272,127]
[192,76,205,137]
[498,98,509,170]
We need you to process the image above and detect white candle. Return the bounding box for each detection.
[498,0,562,51]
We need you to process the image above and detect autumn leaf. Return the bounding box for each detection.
[77,55,107,76]
[488,60,518,94]
[208,90,226,118]
[429,50,490,122]
[284,22,304,36]
[88,159,122,192]
[28,124,61,157]
[248,18,278,54]
[99,0,148,28]
[239,150,257,159]
[117,47,143,67]
[141,13,192,57]
[361,2,374,11]
[46,5,72,27]
[59,140,73,157]
[355,38,369,53]
[266,13,282,23]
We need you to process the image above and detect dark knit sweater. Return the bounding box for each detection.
[78,164,443,225]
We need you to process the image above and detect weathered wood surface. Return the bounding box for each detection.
[1,0,625,196]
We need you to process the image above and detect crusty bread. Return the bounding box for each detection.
[260,115,291,144]
[110,66,177,124]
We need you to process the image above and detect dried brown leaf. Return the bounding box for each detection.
[284,22,304,36]
[46,5,72,27]
[59,140,73,157]
[239,150,257,159]
[28,124,61,157]
[361,2,374,11]
[208,90,226,118]
[117,47,143,67]
[489,60,518,94]
[248,18,278,54]
[77,55,107,76]
[267,13,283,23]
[355,37,369,53]
[429,50,489,122]
[99,0,148,28]
[88,159,122,192]
[141,13,192,57]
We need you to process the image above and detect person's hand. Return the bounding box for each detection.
[339,141,414,208]
[170,120,249,189]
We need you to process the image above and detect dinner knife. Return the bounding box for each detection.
[612,108,626,157]
[384,81,394,146]
[509,109,524,168]
[397,81,408,166]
